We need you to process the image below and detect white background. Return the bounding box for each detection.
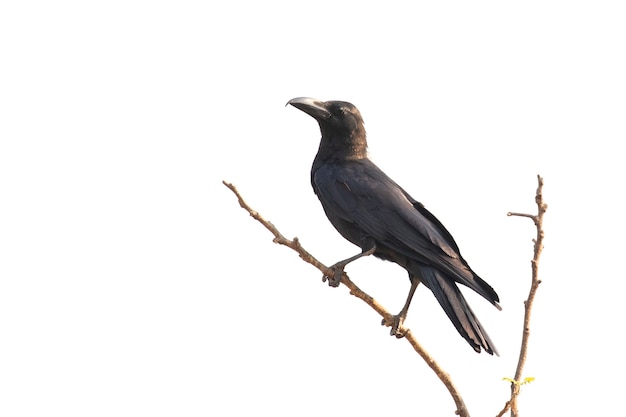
[1,1,624,416]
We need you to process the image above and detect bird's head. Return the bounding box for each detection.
[287,97,367,159]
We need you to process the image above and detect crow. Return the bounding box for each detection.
[287,97,501,355]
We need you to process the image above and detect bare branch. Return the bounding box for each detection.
[223,180,470,417]
[500,175,547,417]
[495,400,512,417]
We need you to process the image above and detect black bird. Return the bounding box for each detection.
[287,97,501,354]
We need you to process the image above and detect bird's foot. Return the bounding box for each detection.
[381,314,407,339]
[322,263,344,287]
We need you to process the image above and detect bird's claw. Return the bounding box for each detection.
[381,315,406,339]
[322,264,344,287]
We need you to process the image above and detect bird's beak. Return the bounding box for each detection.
[287,97,330,120]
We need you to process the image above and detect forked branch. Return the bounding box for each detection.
[497,175,547,417]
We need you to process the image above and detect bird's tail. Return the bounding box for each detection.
[419,266,498,355]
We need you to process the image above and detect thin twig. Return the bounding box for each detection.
[495,400,512,417]
[223,180,470,417]
[499,175,547,417]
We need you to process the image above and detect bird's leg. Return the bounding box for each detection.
[382,277,420,338]
[324,242,377,287]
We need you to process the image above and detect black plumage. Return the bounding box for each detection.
[288,97,501,354]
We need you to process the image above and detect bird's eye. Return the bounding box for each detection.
[338,107,347,115]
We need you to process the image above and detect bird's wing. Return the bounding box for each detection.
[313,159,485,293]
